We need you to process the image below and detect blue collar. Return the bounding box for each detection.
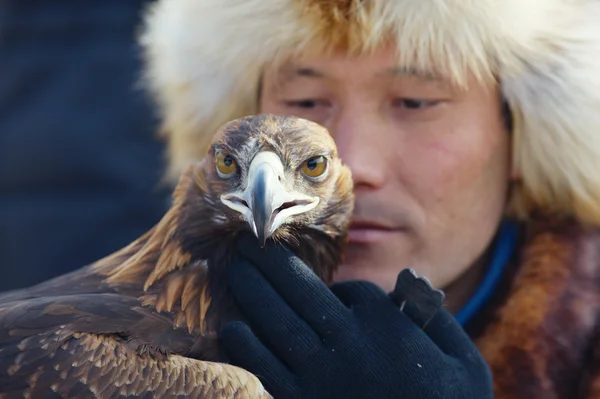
[454,220,519,326]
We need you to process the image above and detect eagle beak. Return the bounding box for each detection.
[221,151,320,247]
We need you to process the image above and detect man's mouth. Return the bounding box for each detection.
[348,221,406,244]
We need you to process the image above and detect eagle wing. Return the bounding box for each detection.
[0,292,271,399]
[0,159,269,398]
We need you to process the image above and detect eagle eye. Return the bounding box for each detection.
[301,155,327,180]
[215,150,237,178]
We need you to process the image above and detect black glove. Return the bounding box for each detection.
[219,232,494,399]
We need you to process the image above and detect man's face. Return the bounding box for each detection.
[259,44,511,291]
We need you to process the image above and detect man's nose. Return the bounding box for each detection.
[329,111,388,190]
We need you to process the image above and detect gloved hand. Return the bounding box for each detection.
[219,232,494,399]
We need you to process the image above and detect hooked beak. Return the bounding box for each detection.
[220,151,320,247]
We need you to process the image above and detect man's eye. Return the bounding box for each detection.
[285,100,319,109]
[393,99,434,109]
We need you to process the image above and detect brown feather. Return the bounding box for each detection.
[3,330,269,398]
[0,114,354,398]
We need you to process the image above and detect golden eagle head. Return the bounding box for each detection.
[203,114,354,258]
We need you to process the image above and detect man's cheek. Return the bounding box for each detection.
[404,142,466,190]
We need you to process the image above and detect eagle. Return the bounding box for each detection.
[0,114,354,398]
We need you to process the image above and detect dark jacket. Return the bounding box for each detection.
[0,1,170,291]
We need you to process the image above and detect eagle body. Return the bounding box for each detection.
[0,115,354,398]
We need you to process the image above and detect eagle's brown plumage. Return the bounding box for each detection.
[0,114,354,398]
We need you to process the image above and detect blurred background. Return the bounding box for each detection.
[0,1,171,292]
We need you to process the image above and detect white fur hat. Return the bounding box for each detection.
[138,0,600,225]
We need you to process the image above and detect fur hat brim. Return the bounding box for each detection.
[139,0,600,225]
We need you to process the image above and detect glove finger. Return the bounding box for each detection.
[390,270,477,358]
[220,321,298,397]
[417,304,482,360]
[227,255,322,368]
[235,232,350,336]
[390,269,446,329]
[329,280,388,307]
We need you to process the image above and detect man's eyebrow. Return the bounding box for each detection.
[276,65,325,83]
[381,66,443,82]
[294,67,325,78]
[281,65,445,83]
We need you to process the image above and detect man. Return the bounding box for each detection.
[139,0,600,397]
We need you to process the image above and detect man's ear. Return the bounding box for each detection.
[502,99,520,182]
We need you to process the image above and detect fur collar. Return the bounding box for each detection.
[468,217,600,398]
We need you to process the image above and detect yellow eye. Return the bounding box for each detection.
[301,155,327,179]
[215,151,237,177]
